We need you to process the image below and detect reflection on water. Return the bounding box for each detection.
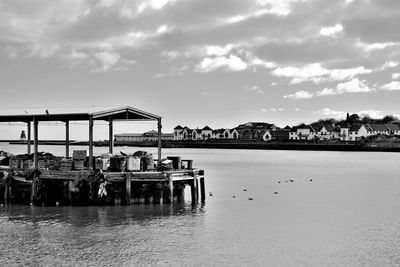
[0,203,206,266]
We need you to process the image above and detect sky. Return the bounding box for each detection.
[0,0,400,140]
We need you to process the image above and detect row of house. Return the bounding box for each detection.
[174,121,400,142]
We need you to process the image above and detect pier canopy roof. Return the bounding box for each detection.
[0,106,161,123]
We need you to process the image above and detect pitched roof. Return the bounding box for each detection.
[349,124,365,132]
[385,123,400,131]
[368,124,388,132]
[202,126,212,130]
[174,125,183,130]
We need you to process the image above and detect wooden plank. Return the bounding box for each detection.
[157,118,162,166]
[109,118,114,154]
[30,178,36,205]
[27,121,31,154]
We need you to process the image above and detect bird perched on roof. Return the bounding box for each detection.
[45,109,49,115]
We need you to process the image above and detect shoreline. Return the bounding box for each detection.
[3,140,400,152]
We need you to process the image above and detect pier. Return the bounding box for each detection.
[0,106,205,206]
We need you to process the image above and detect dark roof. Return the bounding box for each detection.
[368,124,388,132]
[0,106,161,123]
[202,126,212,131]
[271,130,290,138]
[174,125,183,130]
[237,122,276,129]
[349,124,365,132]
[283,125,291,130]
[385,123,400,131]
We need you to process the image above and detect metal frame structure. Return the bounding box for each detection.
[0,106,163,169]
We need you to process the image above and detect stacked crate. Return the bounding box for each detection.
[60,158,73,171]
[73,150,86,170]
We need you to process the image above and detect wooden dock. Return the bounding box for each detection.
[2,168,205,206]
[0,106,205,206]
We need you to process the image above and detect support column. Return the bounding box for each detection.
[65,121,69,158]
[191,178,197,204]
[30,177,36,205]
[27,121,31,154]
[200,177,205,203]
[157,118,162,166]
[108,118,113,154]
[124,173,131,205]
[88,116,93,170]
[33,117,38,170]
[4,183,9,204]
[169,176,173,203]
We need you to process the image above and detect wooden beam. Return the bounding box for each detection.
[191,179,197,204]
[65,121,69,158]
[108,118,113,154]
[157,118,162,166]
[88,116,93,170]
[33,117,38,169]
[27,121,31,154]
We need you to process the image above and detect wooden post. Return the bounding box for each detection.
[200,177,205,203]
[124,173,131,205]
[4,183,9,204]
[65,121,69,158]
[30,178,36,205]
[33,117,38,170]
[191,178,197,204]
[108,118,113,154]
[27,121,31,154]
[168,174,173,203]
[157,118,162,166]
[195,176,199,201]
[88,116,93,170]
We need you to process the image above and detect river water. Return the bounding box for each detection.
[1,143,400,266]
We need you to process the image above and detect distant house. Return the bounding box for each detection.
[236,122,278,140]
[174,125,184,140]
[349,124,369,141]
[211,128,226,139]
[337,122,351,141]
[262,129,272,141]
[311,123,336,140]
[386,123,400,135]
[202,126,213,140]
[271,129,290,140]
[289,124,315,140]
[229,128,239,139]
[367,124,390,136]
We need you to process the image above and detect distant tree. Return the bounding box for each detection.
[380,115,396,124]
[360,115,373,124]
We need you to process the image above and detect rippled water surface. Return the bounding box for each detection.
[1,143,400,266]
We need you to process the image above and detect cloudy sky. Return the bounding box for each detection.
[0,0,400,140]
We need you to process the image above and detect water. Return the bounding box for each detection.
[1,143,400,266]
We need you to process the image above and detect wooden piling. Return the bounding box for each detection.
[200,177,205,203]
[30,178,36,205]
[4,183,9,204]
[169,176,174,203]
[124,173,131,205]
[191,179,197,203]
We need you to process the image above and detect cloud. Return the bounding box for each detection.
[336,78,374,93]
[195,55,248,72]
[356,41,398,52]
[270,107,284,112]
[359,110,383,119]
[380,61,399,70]
[392,73,400,80]
[380,81,400,91]
[246,85,264,94]
[319,24,343,37]
[138,0,177,13]
[93,51,120,72]
[257,0,310,16]
[313,108,346,119]
[272,63,371,84]
[283,90,313,99]
[206,44,234,56]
